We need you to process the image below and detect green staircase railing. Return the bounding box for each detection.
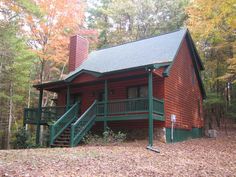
[49,102,79,146]
[70,100,97,147]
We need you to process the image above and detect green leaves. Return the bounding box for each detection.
[0,20,35,148]
[88,0,189,49]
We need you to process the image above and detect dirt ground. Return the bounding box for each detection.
[0,130,235,177]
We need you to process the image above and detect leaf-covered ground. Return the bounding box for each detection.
[0,131,235,177]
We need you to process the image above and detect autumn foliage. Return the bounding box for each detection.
[23,0,97,83]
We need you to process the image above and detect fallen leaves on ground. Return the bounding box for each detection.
[0,131,235,177]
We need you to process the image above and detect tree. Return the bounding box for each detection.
[0,0,40,149]
[186,0,235,88]
[87,0,189,49]
[0,22,34,149]
[186,0,236,128]
[21,0,97,115]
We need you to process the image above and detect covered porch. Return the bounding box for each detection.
[24,68,165,147]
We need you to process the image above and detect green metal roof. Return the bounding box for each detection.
[66,28,190,80]
[34,28,206,98]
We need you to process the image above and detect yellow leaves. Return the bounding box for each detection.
[186,0,236,83]
[24,0,96,66]
[186,0,235,41]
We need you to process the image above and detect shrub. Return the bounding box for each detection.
[11,127,33,149]
[82,133,101,145]
[83,127,126,145]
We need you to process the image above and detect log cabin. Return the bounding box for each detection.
[24,28,206,147]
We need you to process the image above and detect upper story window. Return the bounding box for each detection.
[127,85,148,99]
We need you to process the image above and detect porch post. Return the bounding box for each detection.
[66,85,70,111]
[36,88,43,145]
[148,69,153,146]
[104,80,108,131]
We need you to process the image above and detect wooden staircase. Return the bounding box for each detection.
[51,127,71,147]
[49,100,97,148]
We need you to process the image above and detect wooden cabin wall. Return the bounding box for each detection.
[164,38,204,130]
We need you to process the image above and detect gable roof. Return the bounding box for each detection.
[34,28,206,98]
[66,28,191,80]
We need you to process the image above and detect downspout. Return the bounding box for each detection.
[171,121,174,143]
[171,114,176,143]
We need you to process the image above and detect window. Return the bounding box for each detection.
[127,85,148,98]
[128,87,138,98]
[139,86,148,98]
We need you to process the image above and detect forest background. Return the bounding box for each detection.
[0,0,235,149]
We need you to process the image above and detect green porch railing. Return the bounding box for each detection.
[153,98,164,115]
[24,98,164,125]
[23,108,38,125]
[97,97,164,116]
[97,98,149,115]
[24,106,67,125]
[70,100,97,147]
[49,102,78,146]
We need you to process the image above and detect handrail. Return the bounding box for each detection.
[153,98,164,103]
[98,97,147,104]
[49,102,78,146]
[70,100,97,147]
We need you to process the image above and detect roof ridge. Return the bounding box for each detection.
[90,28,187,53]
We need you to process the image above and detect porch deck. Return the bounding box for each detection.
[23,97,164,125]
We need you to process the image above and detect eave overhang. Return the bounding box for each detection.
[33,62,171,91]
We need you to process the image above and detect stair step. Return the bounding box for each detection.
[58,135,70,138]
[51,144,70,148]
[54,141,69,144]
[56,137,70,141]
[54,139,70,143]
[54,141,69,145]
[59,134,70,137]
[60,132,70,135]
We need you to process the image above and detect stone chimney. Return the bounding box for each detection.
[69,35,89,72]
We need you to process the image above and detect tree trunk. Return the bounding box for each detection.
[50,63,66,106]
[6,81,13,149]
[25,71,32,130]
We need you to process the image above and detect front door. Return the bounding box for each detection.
[70,93,82,115]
